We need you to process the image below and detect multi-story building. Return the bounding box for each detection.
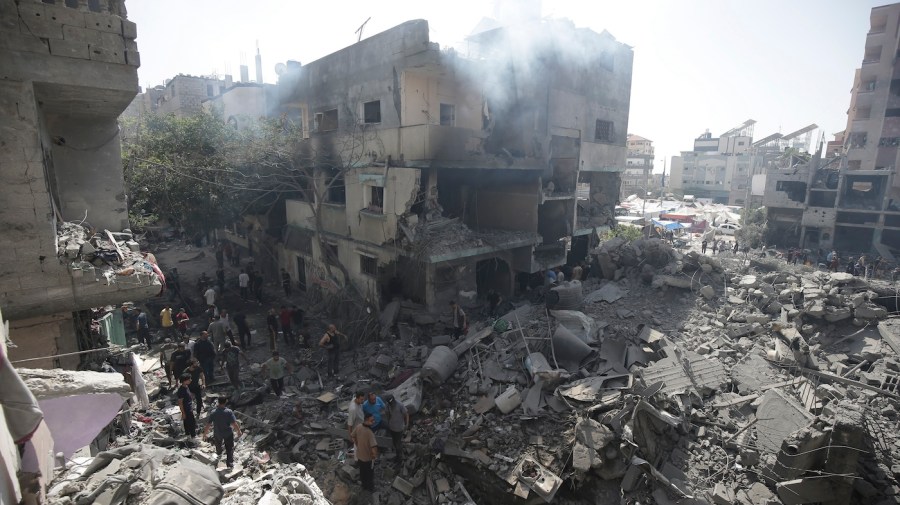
[0,0,160,368]
[764,3,900,254]
[621,134,654,197]
[121,73,231,121]
[261,18,632,311]
[669,121,754,204]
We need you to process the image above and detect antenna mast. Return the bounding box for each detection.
[355,17,371,42]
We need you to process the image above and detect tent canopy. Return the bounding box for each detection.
[651,219,685,230]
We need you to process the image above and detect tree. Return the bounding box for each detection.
[736,206,769,248]
[121,112,247,238]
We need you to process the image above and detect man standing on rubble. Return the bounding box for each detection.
[449,301,467,339]
[363,392,387,432]
[347,391,366,438]
[233,310,252,348]
[701,239,708,254]
[177,373,197,438]
[135,308,152,347]
[279,305,294,347]
[261,351,292,397]
[208,315,229,350]
[385,395,409,464]
[175,308,190,337]
[319,324,344,378]
[351,413,378,492]
[187,358,206,418]
[281,268,292,297]
[160,304,176,341]
[193,331,217,381]
[204,397,242,469]
[204,285,217,308]
[221,341,249,389]
[169,342,192,387]
[266,308,279,351]
[238,269,250,300]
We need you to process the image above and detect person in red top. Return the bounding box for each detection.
[279,306,295,347]
[175,308,190,337]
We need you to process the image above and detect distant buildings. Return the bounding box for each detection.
[669,121,755,204]
[621,134,654,197]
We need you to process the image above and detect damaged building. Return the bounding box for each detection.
[270,17,633,311]
[0,0,161,368]
[766,3,900,254]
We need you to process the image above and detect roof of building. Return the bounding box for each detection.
[627,134,651,142]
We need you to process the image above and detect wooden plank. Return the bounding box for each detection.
[105,229,125,262]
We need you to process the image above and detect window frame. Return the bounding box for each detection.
[363,100,382,124]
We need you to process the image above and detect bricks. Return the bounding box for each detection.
[0,31,50,55]
[62,25,102,45]
[44,4,86,28]
[89,42,125,64]
[49,38,90,60]
[122,19,137,39]
[83,12,122,34]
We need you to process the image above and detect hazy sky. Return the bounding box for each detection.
[128,0,887,172]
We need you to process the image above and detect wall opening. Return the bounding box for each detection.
[440,103,456,126]
[775,180,807,203]
[363,100,381,124]
[476,257,511,297]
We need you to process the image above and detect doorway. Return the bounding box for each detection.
[296,256,307,292]
[476,257,511,297]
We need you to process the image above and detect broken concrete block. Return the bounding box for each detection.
[494,386,522,414]
[855,303,887,320]
[392,476,415,496]
[711,482,735,505]
[756,389,814,455]
[700,285,716,299]
[430,335,452,346]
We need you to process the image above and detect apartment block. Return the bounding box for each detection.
[0,0,159,368]
[264,19,632,311]
[669,121,755,204]
[621,134,654,197]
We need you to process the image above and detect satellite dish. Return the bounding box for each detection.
[274,63,287,76]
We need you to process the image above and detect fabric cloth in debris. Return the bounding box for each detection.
[39,393,124,459]
[132,354,150,409]
[0,346,43,443]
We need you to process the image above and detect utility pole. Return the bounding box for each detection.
[355,17,371,42]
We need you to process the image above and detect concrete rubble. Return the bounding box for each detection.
[38,237,900,505]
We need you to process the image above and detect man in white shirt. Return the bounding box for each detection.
[204,286,217,307]
[347,391,365,437]
[238,269,250,300]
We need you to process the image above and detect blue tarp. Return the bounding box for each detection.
[651,219,684,230]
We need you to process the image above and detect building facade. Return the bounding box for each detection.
[0,0,159,368]
[621,134,654,197]
[669,123,754,204]
[263,18,632,311]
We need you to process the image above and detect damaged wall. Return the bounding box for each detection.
[7,313,79,370]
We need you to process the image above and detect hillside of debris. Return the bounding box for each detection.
[45,238,900,505]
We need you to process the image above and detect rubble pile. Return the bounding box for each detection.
[57,221,162,286]
[41,237,900,505]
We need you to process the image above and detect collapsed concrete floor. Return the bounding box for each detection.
[45,238,900,505]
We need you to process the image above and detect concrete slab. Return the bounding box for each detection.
[755,389,814,455]
[639,349,728,397]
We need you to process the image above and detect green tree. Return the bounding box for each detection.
[121,112,246,238]
[736,206,769,248]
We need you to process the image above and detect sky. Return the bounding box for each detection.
[128,0,888,173]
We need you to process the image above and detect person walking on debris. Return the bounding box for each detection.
[160,304,176,340]
[187,358,206,418]
[233,310,252,348]
[204,397,242,469]
[204,285,217,308]
[135,308,152,347]
[253,271,264,303]
[175,308,190,337]
[281,268,292,297]
[215,242,225,270]
[385,395,409,464]
[266,309,279,351]
[216,267,226,293]
[711,241,718,254]
[208,315,229,350]
[262,351,292,397]
[177,373,197,438]
[701,239,708,254]
[363,392,387,432]
[487,290,502,318]
[221,341,249,389]
[449,301,468,338]
[351,413,378,492]
[238,269,250,300]
[193,331,217,381]
[733,241,739,254]
[829,251,839,272]
[279,305,295,346]
[169,342,192,387]
[347,391,366,438]
[319,324,344,378]
[167,267,181,301]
